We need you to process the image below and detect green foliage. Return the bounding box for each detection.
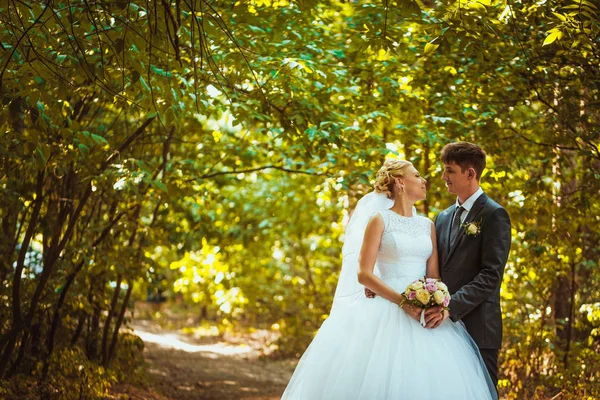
[1,0,599,398]
[0,332,143,399]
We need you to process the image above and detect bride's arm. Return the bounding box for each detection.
[357,214,404,305]
[357,215,421,325]
[426,223,440,279]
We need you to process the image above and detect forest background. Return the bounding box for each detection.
[0,0,599,398]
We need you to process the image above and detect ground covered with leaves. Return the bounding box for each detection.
[109,320,295,400]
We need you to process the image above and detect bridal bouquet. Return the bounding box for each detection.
[402,278,451,326]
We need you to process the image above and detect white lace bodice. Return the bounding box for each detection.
[376,210,433,282]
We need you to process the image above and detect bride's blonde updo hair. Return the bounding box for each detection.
[374,159,413,199]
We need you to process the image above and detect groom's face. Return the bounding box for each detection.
[442,162,469,195]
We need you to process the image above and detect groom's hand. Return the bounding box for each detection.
[364,288,376,298]
[424,306,449,328]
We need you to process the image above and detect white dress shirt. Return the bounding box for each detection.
[455,187,484,223]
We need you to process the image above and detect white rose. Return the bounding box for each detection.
[433,290,445,305]
[467,224,479,235]
[437,282,448,291]
[410,281,424,290]
[415,289,431,305]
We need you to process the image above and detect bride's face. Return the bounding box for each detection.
[400,166,427,201]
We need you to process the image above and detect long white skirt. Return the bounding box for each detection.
[282,277,497,400]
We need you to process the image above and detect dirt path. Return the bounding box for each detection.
[111,321,296,400]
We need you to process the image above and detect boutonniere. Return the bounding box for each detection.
[462,219,482,237]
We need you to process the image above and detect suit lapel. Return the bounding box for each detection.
[444,193,489,265]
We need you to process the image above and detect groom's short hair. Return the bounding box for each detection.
[441,142,486,179]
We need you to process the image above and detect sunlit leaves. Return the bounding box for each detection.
[543,29,563,46]
[424,41,439,55]
[1,0,599,397]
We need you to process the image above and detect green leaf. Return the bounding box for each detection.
[543,30,562,46]
[248,25,265,33]
[77,143,90,157]
[154,180,168,193]
[35,146,48,164]
[552,12,567,22]
[466,1,487,11]
[424,42,439,55]
[581,0,597,9]
[91,134,108,145]
[139,76,151,92]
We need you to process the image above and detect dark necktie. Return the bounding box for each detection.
[449,206,465,249]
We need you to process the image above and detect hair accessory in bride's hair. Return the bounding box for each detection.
[374,159,412,199]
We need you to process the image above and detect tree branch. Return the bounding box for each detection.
[190,164,330,181]
[0,0,51,89]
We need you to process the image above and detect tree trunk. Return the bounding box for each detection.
[41,259,85,380]
[101,274,122,366]
[552,148,578,367]
[0,171,45,378]
[86,278,102,360]
[42,204,128,379]
[4,118,155,377]
[71,311,86,347]
[107,281,133,366]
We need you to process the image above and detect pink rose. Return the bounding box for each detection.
[443,296,450,307]
[425,282,437,293]
[408,291,416,300]
[426,278,437,284]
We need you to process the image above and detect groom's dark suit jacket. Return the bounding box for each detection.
[435,193,511,350]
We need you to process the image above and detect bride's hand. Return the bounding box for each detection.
[401,303,422,322]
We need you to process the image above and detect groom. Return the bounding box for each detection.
[424,142,511,388]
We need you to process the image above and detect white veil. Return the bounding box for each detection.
[331,192,394,312]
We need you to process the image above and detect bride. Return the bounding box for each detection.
[282,159,497,400]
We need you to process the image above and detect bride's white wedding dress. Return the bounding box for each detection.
[282,210,497,400]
